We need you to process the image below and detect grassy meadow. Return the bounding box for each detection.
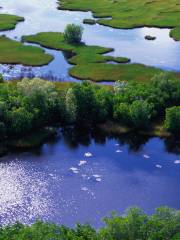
[59,0,180,41]
[23,32,180,82]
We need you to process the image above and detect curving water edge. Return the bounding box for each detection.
[0,0,180,81]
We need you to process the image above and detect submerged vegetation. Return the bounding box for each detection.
[0,207,180,240]
[0,73,179,144]
[59,0,180,41]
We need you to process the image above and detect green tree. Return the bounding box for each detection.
[6,107,33,135]
[65,87,77,123]
[64,24,83,44]
[164,106,180,134]
[129,100,154,129]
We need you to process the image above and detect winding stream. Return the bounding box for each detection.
[0,0,180,81]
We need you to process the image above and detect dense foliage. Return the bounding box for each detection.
[0,207,179,240]
[64,24,83,44]
[164,106,180,134]
[0,73,179,140]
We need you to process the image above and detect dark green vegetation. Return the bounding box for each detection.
[0,73,179,146]
[59,0,180,41]
[170,27,180,41]
[23,32,180,82]
[0,36,53,66]
[164,106,180,134]
[0,13,24,31]
[64,24,83,43]
[145,35,156,41]
[0,207,180,240]
[83,19,96,25]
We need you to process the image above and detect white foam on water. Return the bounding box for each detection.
[156,164,162,169]
[84,152,93,157]
[78,160,87,166]
[174,160,180,164]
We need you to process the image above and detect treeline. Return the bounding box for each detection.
[0,207,180,239]
[0,73,179,139]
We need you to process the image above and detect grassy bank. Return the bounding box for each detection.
[58,0,180,41]
[0,13,24,31]
[98,121,172,138]
[0,35,53,66]
[23,32,180,82]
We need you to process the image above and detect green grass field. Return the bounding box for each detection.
[59,0,180,41]
[0,36,53,66]
[23,32,180,82]
[0,14,24,31]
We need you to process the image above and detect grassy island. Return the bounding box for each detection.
[23,32,180,82]
[0,36,53,66]
[58,0,180,41]
[0,13,24,31]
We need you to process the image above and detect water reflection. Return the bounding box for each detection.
[0,128,179,227]
[61,127,180,154]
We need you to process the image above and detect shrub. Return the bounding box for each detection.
[164,106,180,134]
[129,100,154,129]
[64,24,83,44]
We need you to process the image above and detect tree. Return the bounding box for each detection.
[64,24,83,44]
[6,107,33,135]
[129,100,154,129]
[113,102,130,125]
[164,106,180,134]
[65,88,77,123]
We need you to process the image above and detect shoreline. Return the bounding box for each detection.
[58,0,180,41]
[0,121,177,158]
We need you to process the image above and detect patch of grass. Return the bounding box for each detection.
[170,27,180,41]
[23,32,180,82]
[0,14,24,31]
[0,36,53,66]
[58,0,180,41]
[98,121,171,138]
[105,56,131,63]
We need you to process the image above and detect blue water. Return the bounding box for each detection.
[0,0,180,81]
[0,130,179,227]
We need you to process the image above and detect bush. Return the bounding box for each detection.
[164,106,180,134]
[0,74,3,83]
[64,24,83,44]
[0,207,179,240]
[129,100,154,129]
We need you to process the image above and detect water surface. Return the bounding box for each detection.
[0,130,179,227]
